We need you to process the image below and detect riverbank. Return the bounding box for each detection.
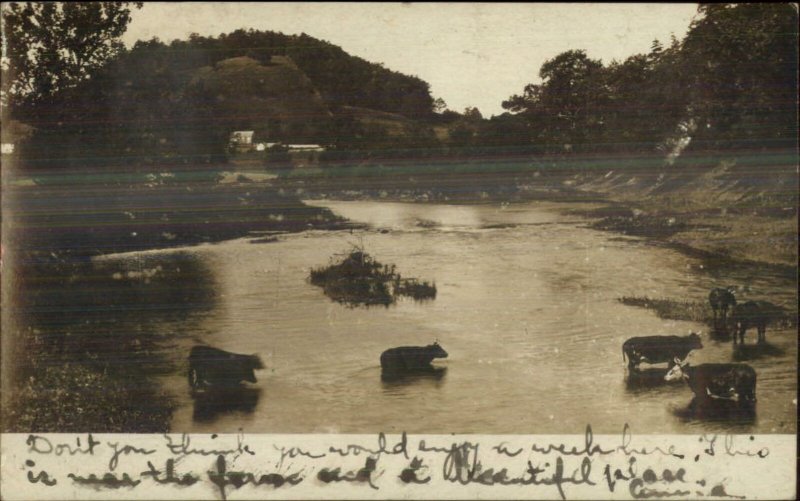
[570,154,797,273]
[8,167,353,263]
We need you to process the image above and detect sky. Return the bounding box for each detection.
[122,3,699,117]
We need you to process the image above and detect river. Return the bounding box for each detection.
[88,200,796,434]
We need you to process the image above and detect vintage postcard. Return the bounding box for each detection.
[1,3,797,499]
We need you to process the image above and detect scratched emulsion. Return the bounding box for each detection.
[94,201,795,434]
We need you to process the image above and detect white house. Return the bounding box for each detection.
[229,131,255,153]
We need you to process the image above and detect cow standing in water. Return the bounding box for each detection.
[709,287,737,331]
[622,333,703,371]
[380,342,448,372]
[188,345,264,389]
[729,300,783,344]
[665,359,756,405]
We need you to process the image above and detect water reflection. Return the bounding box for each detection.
[58,253,218,369]
[732,342,785,361]
[381,366,448,386]
[709,325,733,342]
[192,387,262,422]
[624,368,672,393]
[17,250,219,395]
[672,397,757,425]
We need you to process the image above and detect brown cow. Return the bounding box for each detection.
[380,342,448,372]
[188,345,264,389]
[665,359,756,405]
[729,300,783,344]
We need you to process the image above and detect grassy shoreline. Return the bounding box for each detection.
[617,295,796,332]
[618,296,712,325]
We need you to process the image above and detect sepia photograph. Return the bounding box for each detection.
[1,3,797,499]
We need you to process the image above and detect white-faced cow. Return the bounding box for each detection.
[188,345,264,389]
[380,342,448,372]
[665,359,756,405]
[729,300,783,344]
[709,287,737,329]
[622,333,703,371]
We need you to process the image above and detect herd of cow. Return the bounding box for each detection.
[623,287,785,410]
[185,286,783,416]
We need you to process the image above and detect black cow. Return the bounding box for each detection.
[188,345,264,389]
[729,300,782,344]
[622,333,702,371]
[380,342,448,371]
[665,360,756,404]
[709,287,736,329]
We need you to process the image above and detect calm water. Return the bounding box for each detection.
[91,200,796,434]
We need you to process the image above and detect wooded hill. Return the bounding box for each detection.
[6,4,798,170]
[9,28,439,169]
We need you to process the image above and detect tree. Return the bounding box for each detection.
[502,50,608,152]
[445,107,484,148]
[502,83,541,114]
[497,3,798,157]
[477,113,532,149]
[603,55,655,151]
[649,39,663,57]
[680,3,798,149]
[602,43,690,154]
[432,97,447,114]
[462,107,483,121]
[1,2,141,112]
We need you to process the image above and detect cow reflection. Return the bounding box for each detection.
[708,325,732,341]
[192,386,261,422]
[733,342,784,361]
[625,368,671,393]
[188,345,264,421]
[381,366,447,386]
[673,396,756,423]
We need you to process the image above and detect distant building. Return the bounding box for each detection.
[228,133,327,168]
[286,144,325,153]
[229,131,255,153]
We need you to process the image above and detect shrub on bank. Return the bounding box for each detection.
[618,296,712,324]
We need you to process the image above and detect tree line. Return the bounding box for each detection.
[2,3,797,170]
[483,3,798,157]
